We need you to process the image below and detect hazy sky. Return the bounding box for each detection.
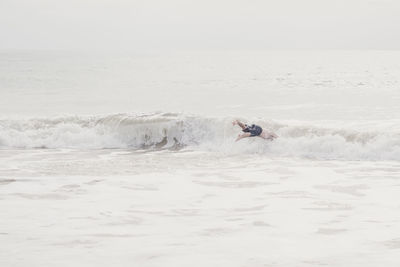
[1,0,399,50]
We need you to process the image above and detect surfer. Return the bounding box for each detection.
[232,120,277,142]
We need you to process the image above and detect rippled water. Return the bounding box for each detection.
[1,51,400,267]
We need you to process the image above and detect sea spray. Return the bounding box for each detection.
[0,112,399,161]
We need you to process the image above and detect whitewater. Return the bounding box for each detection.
[1,51,400,267]
[1,113,400,161]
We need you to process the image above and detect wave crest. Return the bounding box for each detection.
[1,113,399,161]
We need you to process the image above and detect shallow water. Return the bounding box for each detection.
[1,50,400,266]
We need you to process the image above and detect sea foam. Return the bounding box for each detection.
[0,113,399,161]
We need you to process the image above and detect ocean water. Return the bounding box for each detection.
[1,50,400,267]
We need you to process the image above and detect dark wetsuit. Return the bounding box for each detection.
[243,124,263,137]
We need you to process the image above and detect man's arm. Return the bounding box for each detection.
[233,120,247,130]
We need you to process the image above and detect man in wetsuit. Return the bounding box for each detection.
[232,120,278,142]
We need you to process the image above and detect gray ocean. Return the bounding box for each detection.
[1,50,400,267]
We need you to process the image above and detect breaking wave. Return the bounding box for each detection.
[0,112,399,161]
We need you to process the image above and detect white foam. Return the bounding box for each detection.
[0,112,399,161]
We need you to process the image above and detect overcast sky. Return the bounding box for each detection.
[1,0,399,50]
